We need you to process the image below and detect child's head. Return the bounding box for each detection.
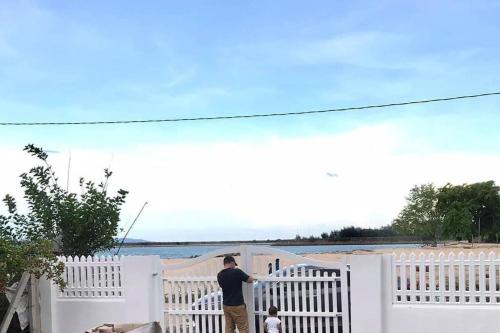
[268,306,278,316]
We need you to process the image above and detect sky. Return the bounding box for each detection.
[1,0,500,241]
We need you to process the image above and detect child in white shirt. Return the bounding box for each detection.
[264,306,282,333]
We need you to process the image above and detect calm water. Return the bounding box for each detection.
[103,243,421,259]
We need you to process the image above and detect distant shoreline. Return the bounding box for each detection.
[120,237,423,248]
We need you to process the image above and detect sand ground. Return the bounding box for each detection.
[161,242,500,267]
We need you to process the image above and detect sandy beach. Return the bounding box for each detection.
[161,242,500,268]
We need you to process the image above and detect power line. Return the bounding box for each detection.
[1,91,499,126]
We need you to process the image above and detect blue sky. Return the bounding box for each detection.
[1,1,500,241]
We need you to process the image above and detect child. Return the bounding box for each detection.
[264,306,282,333]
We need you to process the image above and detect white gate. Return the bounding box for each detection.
[162,245,350,333]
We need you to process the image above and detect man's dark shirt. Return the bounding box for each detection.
[217,268,250,306]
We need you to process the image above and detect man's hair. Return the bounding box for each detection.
[223,255,237,266]
[268,306,278,316]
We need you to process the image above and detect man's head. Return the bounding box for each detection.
[223,255,237,268]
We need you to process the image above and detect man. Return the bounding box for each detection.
[217,255,255,333]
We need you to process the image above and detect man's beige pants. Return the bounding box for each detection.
[223,304,249,333]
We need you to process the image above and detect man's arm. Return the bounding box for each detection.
[240,269,255,283]
[278,323,282,333]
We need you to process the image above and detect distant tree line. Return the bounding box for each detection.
[295,225,400,242]
[294,180,500,246]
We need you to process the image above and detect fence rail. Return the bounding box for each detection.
[393,251,500,305]
[58,255,124,298]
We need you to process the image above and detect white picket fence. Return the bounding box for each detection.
[392,251,500,305]
[58,255,124,298]
[47,249,500,333]
[254,266,343,333]
[162,246,350,333]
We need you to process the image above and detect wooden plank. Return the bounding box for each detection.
[0,273,30,333]
[29,275,41,333]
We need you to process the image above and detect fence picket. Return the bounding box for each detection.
[322,271,331,333]
[300,266,307,333]
[258,277,264,333]
[468,252,476,304]
[458,252,465,304]
[391,251,500,306]
[438,252,445,303]
[409,253,416,302]
[479,252,486,304]
[489,252,496,304]
[428,253,435,303]
[419,253,426,303]
[293,266,300,333]
[314,268,321,333]
[308,269,315,333]
[392,253,398,304]
[448,253,455,304]
[331,271,338,332]
[76,256,82,297]
[286,266,293,333]
[400,253,407,302]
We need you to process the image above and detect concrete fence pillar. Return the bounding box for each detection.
[350,254,383,333]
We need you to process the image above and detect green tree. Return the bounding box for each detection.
[392,184,442,245]
[1,144,129,257]
[438,181,500,242]
[0,236,65,293]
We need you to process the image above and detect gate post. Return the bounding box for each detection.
[240,245,256,333]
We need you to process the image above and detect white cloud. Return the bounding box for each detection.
[292,32,406,68]
[1,122,499,241]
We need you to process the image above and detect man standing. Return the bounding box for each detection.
[217,255,255,333]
